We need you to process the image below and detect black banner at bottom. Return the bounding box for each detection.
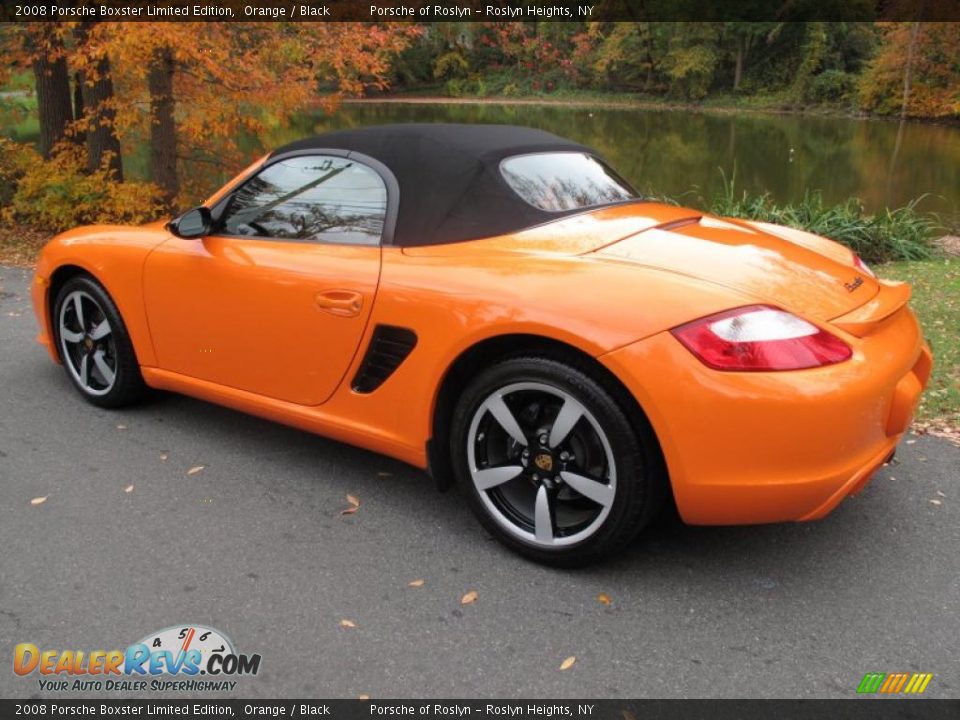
[1,700,959,720]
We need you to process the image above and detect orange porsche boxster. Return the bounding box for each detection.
[31,124,931,564]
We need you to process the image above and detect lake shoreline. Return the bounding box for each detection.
[347,95,960,127]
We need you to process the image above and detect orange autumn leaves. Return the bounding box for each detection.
[3,22,419,205]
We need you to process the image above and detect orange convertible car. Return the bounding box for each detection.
[31,124,932,564]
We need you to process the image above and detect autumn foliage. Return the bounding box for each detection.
[859,23,960,118]
[1,21,417,216]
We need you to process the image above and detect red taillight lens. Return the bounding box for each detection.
[671,305,852,371]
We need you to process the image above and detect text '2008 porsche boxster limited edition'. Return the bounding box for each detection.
[31,124,932,564]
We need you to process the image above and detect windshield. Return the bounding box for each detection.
[500,152,638,212]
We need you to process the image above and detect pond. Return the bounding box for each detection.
[5,99,959,223]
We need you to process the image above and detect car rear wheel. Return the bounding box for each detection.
[451,356,664,565]
[54,275,146,408]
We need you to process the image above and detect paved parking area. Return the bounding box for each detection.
[1,264,957,698]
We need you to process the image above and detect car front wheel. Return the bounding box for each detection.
[53,275,146,408]
[451,356,664,565]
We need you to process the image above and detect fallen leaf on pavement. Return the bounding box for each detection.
[559,656,576,671]
[359,695,370,701]
[461,590,478,605]
[341,495,361,515]
[597,593,612,606]
[187,466,205,476]
[937,491,946,497]
[339,619,356,629]
[116,424,127,430]
[160,453,168,461]
[930,499,942,506]
[30,496,48,506]
[408,579,425,588]
[124,485,134,493]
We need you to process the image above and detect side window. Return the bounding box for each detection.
[217,155,387,245]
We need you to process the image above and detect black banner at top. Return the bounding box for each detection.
[1,0,959,22]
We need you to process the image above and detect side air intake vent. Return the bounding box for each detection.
[351,325,418,393]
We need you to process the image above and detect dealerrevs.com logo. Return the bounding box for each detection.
[13,624,261,692]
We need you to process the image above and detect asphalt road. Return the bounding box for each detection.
[1,264,958,699]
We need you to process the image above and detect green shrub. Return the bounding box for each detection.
[1,139,167,232]
[708,170,937,263]
[807,70,857,103]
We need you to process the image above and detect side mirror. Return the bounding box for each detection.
[169,207,212,239]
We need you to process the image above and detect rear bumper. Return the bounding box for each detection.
[600,306,931,525]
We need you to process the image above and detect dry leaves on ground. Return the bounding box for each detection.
[597,593,612,606]
[913,422,960,447]
[124,485,134,493]
[30,496,48,506]
[187,465,205,476]
[461,590,478,605]
[339,619,357,629]
[559,656,576,671]
[408,579,425,588]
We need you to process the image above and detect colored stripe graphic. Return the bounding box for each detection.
[858,672,932,694]
[857,673,886,693]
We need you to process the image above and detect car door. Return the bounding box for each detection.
[143,153,387,406]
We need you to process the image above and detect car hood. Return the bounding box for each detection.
[590,211,879,321]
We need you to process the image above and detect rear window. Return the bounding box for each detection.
[500,152,638,212]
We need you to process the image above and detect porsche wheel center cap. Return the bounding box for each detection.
[533,452,555,473]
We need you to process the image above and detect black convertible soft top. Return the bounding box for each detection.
[269,123,606,247]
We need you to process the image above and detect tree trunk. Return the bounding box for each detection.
[30,28,74,158]
[72,71,86,144]
[74,23,123,180]
[733,37,744,92]
[900,22,922,120]
[148,46,178,201]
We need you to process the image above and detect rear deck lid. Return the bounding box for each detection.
[595,213,881,321]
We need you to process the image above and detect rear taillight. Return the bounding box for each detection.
[853,254,875,278]
[671,305,852,371]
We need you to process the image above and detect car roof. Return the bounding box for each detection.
[269,123,603,247]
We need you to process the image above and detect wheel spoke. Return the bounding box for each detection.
[484,394,528,446]
[92,350,115,386]
[79,354,89,386]
[548,396,585,448]
[534,484,555,543]
[72,294,85,330]
[60,328,83,344]
[473,465,524,491]
[560,471,614,507]
[89,319,111,340]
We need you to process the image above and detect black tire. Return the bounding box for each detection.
[450,355,666,566]
[52,275,147,409]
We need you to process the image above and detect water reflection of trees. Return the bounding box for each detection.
[270,102,960,222]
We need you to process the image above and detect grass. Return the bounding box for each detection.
[706,171,938,263]
[878,258,960,430]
